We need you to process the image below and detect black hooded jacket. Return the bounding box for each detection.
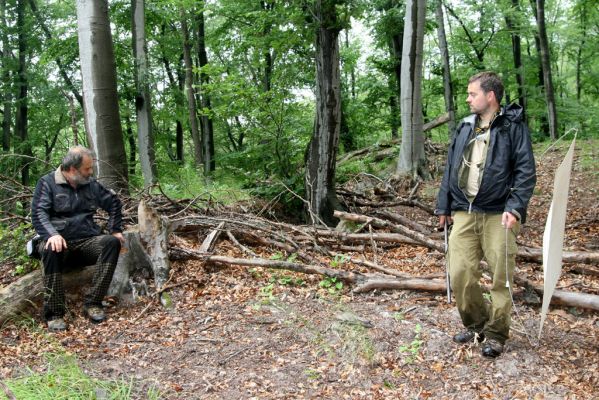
[31,168,123,241]
[435,103,536,223]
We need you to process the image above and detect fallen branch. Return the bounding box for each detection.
[170,247,366,284]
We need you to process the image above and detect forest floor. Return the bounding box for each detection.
[1,139,598,399]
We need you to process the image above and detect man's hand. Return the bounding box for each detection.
[45,234,67,252]
[438,215,453,230]
[112,232,125,245]
[501,212,518,229]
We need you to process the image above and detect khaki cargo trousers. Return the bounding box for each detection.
[448,211,519,344]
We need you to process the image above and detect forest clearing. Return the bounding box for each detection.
[1,140,597,399]
[1,0,599,398]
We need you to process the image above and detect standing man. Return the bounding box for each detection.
[436,72,536,358]
[31,146,125,332]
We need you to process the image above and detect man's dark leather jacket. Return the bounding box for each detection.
[435,103,537,223]
[31,168,123,241]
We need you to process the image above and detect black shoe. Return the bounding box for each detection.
[481,339,503,358]
[453,330,485,344]
[84,306,106,323]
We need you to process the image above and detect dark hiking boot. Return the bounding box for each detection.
[84,306,106,323]
[47,318,67,332]
[453,330,485,344]
[481,339,504,358]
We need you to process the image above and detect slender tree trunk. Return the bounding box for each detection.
[532,34,549,136]
[66,94,79,145]
[15,0,30,186]
[132,0,157,187]
[125,114,136,177]
[390,33,402,110]
[305,0,342,226]
[435,0,456,138]
[575,5,586,102]
[181,13,202,167]
[1,0,11,152]
[397,0,428,180]
[196,4,215,174]
[159,26,185,163]
[76,0,129,191]
[505,0,526,116]
[389,91,399,139]
[261,1,274,93]
[344,28,355,99]
[535,0,558,140]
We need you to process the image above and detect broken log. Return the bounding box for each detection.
[352,276,599,311]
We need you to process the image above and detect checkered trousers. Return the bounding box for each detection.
[40,235,121,321]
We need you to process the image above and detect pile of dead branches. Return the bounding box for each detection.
[167,184,599,311]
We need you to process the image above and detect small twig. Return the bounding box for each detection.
[0,380,16,400]
[226,230,258,257]
[218,345,256,366]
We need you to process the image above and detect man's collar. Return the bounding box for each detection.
[54,167,69,185]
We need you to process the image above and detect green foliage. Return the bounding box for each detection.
[0,353,161,400]
[330,254,349,268]
[319,276,344,294]
[398,324,423,364]
[0,223,38,276]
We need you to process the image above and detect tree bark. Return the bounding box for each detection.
[76,0,129,191]
[1,0,11,152]
[304,0,342,226]
[397,0,428,180]
[132,0,157,187]
[196,4,215,175]
[15,0,31,186]
[435,0,456,138]
[535,0,558,140]
[181,13,202,167]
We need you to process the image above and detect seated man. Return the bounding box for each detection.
[31,146,125,332]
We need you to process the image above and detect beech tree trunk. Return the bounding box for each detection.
[435,0,456,138]
[181,13,202,167]
[76,0,129,191]
[304,0,342,226]
[132,0,157,187]
[535,0,558,140]
[397,0,428,180]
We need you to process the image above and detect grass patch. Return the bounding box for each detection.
[0,353,160,400]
